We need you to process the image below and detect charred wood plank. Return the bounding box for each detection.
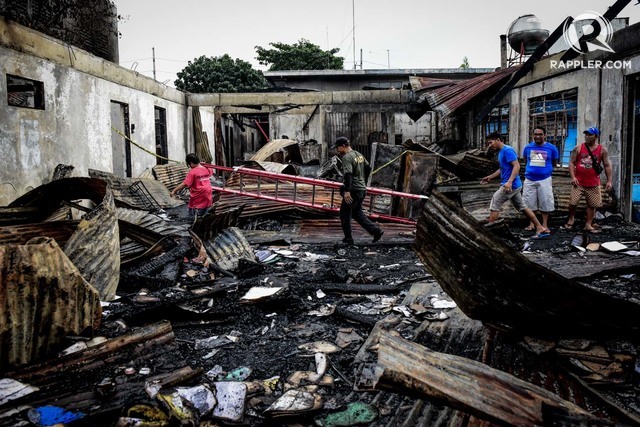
[5,321,175,384]
[414,191,640,338]
[360,332,598,426]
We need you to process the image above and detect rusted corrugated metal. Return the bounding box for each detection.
[418,67,518,117]
[408,76,458,92]
[7,178,121,302]
[152,163,190,191]
[203,227,257,272]
[117,208,190,260]
[64,186,121,301]
[0,221,79,246]
[89,169,183,210]
[327,111,387,161]
[0,237,102,368]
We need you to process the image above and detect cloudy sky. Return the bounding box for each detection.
[112,0,640,86]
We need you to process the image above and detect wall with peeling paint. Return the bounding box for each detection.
[0,19,189,205]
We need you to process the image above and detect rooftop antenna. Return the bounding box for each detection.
[352,0,356,70]
[152,47,156,80]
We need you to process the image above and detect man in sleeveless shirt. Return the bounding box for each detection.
[565,127,612,233]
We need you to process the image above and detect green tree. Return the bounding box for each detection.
[175,54,269,93]
[459,56,470,69]
[255,39,344,71]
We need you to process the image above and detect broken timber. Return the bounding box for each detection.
[359,332,599,426]
[414,191,640,338]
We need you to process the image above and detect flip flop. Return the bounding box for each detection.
[584,228,601,234]
[562,223,574,230]
[531,232,550,240]
[523,226,535,231]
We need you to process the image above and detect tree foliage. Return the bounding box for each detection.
[459,56,470,69]
[255,39,344,71]
[175,54,269,93]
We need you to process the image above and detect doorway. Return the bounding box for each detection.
[110,101,131,177]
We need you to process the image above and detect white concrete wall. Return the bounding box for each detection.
[0,47,188,205]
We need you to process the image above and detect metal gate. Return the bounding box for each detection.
[327,111,388,160]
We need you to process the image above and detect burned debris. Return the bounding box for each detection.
[0,144,639,427]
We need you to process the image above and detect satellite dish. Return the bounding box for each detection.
[507,14,550,55]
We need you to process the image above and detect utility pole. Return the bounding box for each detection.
[352,0,356,70]
[387,49,390,68]
[152,47,156,80]
[360,49,363,70]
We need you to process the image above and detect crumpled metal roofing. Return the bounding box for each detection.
[0,237,102,368]
[416,67,519,117]
[7,178,121,301]
[203,227,257,272]
[250,139,298,162]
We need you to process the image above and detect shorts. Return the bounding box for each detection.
[569,185,602,208]
[523,177,555,212]
[490,186,527,212]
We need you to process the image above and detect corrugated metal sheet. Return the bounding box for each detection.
[152,163,190,192]
[89,169,183,210]
[203,227,256,272]
[64,186,121,302]
[418,67,518,117]
[0,237,102,368]
[0,221,79,246]
[250,139,298,162]
[117,208,190,260]
[327,111,388,161]
[6,178,122,302]
[408,76,458,92]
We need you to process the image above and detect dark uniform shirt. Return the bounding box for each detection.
[342,150,368,191]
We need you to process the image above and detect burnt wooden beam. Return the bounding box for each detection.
[359,332,599,426]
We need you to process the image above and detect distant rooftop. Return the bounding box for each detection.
[264,68,496,78]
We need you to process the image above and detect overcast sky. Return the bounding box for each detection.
[112,0,640,86]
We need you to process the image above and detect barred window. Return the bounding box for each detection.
[7,74,45,110]
[528,89,578,166]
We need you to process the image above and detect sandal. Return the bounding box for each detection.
[584,228,601,234]
[523,225,535,231]
[531,232,550,240]
[562,222,574,230]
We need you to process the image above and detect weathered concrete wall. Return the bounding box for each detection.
[511,67,600,156]
[0,19,189,205]
[271,105,323,145]
[394,111,435,144]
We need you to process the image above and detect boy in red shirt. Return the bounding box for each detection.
[170,153,213,218]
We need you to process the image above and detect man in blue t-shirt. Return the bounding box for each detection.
[481,132,547,237]
[522,126,559,232]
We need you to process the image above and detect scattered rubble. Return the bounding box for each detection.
[1,152,639,426]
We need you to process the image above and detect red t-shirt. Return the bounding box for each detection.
[574,143,602,187]
[183,165,213,208]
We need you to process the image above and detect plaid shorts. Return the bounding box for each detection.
[569,185,602,208]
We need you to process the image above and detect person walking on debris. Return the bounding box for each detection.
[565,126,612,233]
[334,137,384,245]
[522,126,558,233]
[170,153,213,218]
[480,132,548,238]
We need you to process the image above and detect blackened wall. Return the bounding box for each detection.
[0,0,119,62]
